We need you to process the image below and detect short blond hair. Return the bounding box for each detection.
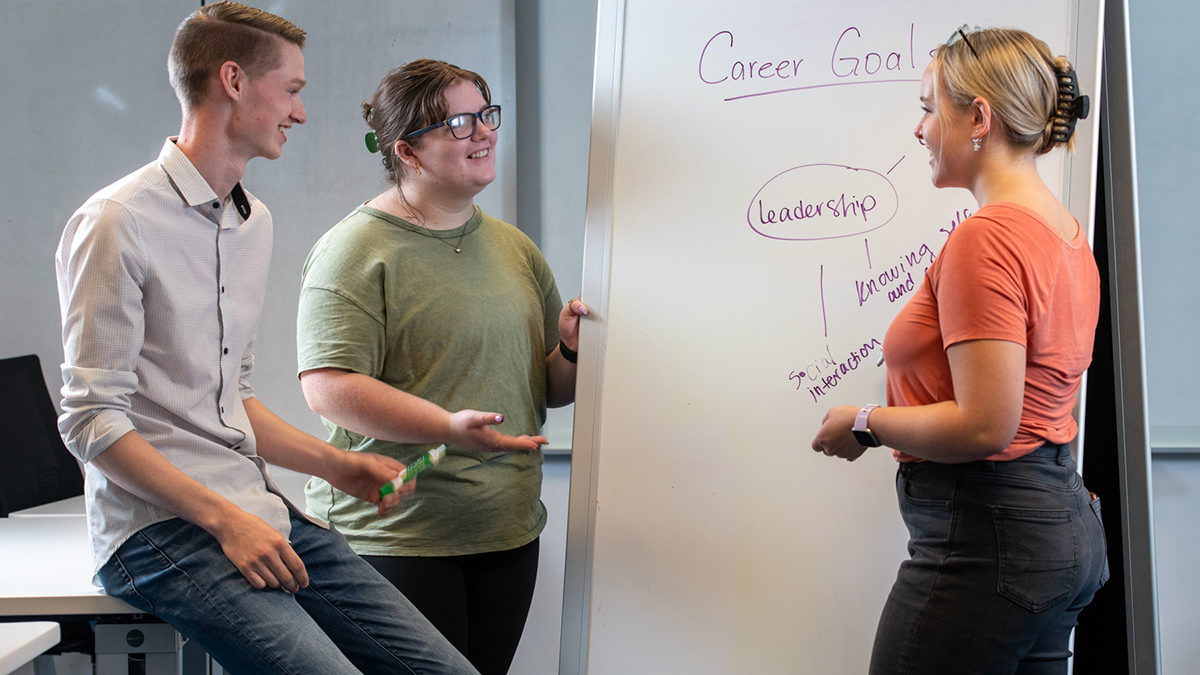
[168,1,306,111]
[934,28,1081,154]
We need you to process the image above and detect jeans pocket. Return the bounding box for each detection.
[98,547,156,615]
[991,505,1077,613]
[898,465,954,558]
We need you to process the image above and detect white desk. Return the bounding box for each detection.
[0,515,136,617]
[0,513,193,674]
[7,496,86,518]
[0,621,59,674]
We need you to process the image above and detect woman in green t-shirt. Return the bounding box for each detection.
[296,59,586,675]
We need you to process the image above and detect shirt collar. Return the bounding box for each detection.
[158,138,253,223]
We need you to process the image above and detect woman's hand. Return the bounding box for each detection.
[558,297,589,353]
[811,405,870,461]
[448,410,548,453]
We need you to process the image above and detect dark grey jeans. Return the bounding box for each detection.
[870,443,1109,675]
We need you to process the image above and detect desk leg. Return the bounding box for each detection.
[94,622,179,675]
[179,637,221,675]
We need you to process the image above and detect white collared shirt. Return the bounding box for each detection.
[56,139,291,575]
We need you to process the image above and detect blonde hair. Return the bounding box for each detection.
[168,1,306,111]
[933,28,1083,154]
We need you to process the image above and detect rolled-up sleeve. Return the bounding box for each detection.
[55,199,146,462]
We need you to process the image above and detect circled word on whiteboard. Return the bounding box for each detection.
[747,163,898,241]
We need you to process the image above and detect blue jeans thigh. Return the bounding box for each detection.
[99,515,476,675]
[288,515,477,674]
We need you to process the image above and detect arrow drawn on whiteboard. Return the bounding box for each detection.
[864,238,872,269]
[887,155,904,175]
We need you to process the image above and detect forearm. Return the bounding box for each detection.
[300,369,453,444]
[89,430,243,534]
[545,346,577,408]
[867,401,1017,463]
[242,396,347,476]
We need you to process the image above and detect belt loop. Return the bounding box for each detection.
[1056,443,1069,466]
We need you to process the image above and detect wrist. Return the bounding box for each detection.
[558,340,578,364]
[852,404,882,447]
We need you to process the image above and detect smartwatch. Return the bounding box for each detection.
[852,404,882,447]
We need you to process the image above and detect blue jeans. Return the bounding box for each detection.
[870,443,1109,675]
[98,512,478,675]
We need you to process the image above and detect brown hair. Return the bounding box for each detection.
[168,1,306,111]
[362,59,492,185]
[933,28,1082,154]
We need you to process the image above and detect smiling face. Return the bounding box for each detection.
[404,79,497,199]
[235,38,307,161]
[914,62,974,189]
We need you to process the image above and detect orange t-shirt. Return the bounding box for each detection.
[883,202,1101,462]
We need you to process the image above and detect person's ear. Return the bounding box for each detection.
[393,140,421,173]
[970,96,993,140]
[218,61,245,100]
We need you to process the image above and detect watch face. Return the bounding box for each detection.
[853,428,881,447]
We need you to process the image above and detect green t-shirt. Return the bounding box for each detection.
[297,205,562,556]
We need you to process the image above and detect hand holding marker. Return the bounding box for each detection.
[379,445,446,498]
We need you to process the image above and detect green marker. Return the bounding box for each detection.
[379,445,446,498]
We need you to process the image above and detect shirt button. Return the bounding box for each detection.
[223,347,229,354]
[212,202,220,209]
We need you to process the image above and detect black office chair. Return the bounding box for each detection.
[0,354,85,517]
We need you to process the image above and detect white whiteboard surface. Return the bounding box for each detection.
[563,1,1103,673]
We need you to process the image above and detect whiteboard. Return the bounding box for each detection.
[562,1,1104,673]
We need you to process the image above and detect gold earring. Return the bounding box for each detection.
[414,164,423,176]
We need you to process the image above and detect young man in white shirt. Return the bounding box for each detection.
[55,3,476,672]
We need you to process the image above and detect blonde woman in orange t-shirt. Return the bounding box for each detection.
[811,27,1108,674]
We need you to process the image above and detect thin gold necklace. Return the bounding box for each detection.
[395,188,466,253]
[421,224,466,253]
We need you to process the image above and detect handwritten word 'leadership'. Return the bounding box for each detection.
[747,164,898,242]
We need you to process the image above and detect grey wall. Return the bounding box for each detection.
[1129,0,1200,672]
[1,2,592,674]
[0,0,520,436]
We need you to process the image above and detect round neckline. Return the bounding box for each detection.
[979,201,1083,248]
[357,203,482,241]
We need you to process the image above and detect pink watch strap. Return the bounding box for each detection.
[854,404,880,431]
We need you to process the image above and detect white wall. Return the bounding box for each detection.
[1,3,591,674]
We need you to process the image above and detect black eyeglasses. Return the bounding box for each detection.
[946,24,981,59]
[401,104,502,141]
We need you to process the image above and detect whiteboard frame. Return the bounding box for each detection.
[559,0,626,671]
